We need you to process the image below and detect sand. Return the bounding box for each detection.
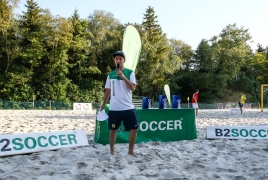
[0,109,268,180]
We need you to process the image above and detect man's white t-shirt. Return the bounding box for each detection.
[105,68,136,110]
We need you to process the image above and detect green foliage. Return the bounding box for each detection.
[0,71,34,101]
[245,53,268,83]
[37,16,73,101]
[66,79,104,103]
[179,23,259,103]
[0,0,21,100]
[68,9,93,84]
[0,4,267,105]
[136,6,181,99]
[195,39,215,72]
[87,10,123,80]
[18,0,47,69]
[212,24,252,78]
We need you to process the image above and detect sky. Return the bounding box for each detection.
[16,0,268,51]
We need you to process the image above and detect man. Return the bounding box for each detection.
[100,51,138,157]
[238,91,246,114]
[192,89,199,116]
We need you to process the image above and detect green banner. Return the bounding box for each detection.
[94,106,197,145]
[122,25,142,72]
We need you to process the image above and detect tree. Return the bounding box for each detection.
[6,0,47,101]
[246,53,268,83]
[136,6,178,98]
[37,15,73,101]
[87,10,122,79]
[214,24,252,79]
[0,0,19,74]
[256,43,265,53]
[195,39,215,73]
[170,39,194,71]
[193,24,254,102]
[67,9,106,103]
[68,9,91,84]
[167,39,193,97]
[85,10,123,103]
[0,0,26,100]
[18,0,46,70]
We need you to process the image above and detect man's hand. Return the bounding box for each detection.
[116,69,123,78]
[100,104,105,111]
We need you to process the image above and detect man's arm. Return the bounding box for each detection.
[100,89,111,111]
[117,71,136,91]
[121,75,136,91]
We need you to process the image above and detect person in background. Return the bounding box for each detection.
[192,89,199,116]
[238,91,247,114]
[100,51,138,157]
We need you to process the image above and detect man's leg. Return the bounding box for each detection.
[196,108,198,116]
[241,104,244,114]
[238,102,242,114]
[128,129,138,157]
[109,130,117,155]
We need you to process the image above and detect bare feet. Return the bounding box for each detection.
[110,151,114,155]
[128,152,137,157]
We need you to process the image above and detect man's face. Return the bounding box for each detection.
[114,55,125,66]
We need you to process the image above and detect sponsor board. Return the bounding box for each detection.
[207,126,268,139]
[94,108,197,144]
[0,130,88,156]
[73,103,92,111]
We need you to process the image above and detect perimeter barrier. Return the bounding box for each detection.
[0,100,264,110]
[0,100,100,110]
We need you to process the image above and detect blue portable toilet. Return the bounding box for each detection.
[158,95,167,109]
[172,95,181,108]
[142,97,152,109]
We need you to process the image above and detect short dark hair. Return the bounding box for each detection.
[196,89,199,92]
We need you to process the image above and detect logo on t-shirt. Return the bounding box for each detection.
[112,80,115,96]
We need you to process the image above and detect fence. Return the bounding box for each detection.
[132,99,262,109]
[0,100,264,110]
[0,101,100,110]
[148,102,261,109]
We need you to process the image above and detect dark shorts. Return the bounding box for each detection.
[108,109,138,131]
[238,102,244,108]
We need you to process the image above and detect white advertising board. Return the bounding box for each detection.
[207,126,268,139]
[0,130,88,156]
[73,103,92,111]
